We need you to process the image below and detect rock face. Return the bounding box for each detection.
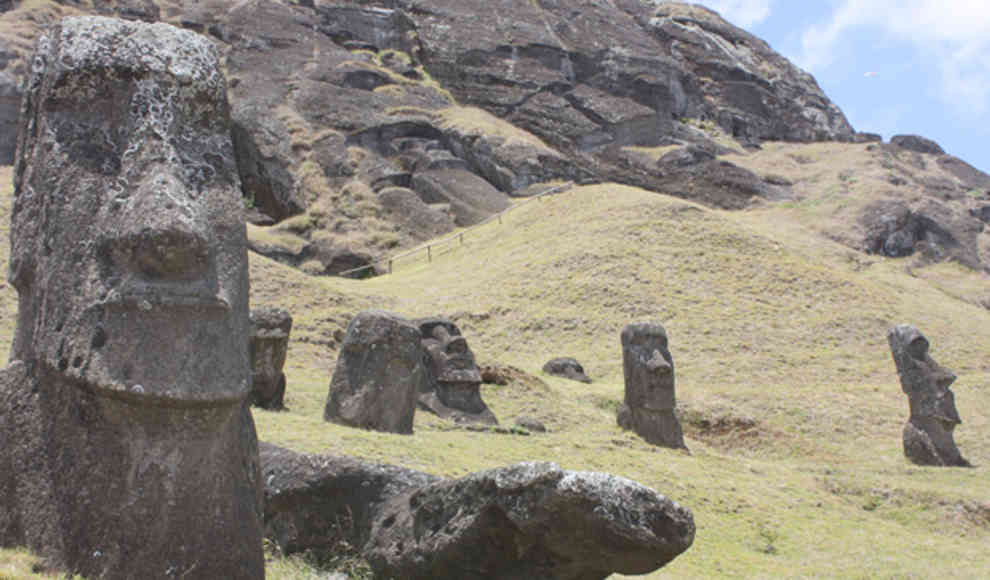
[0,0,859,276]
[891,134,945,155]
[250,307,293,410]
[542,357,592,383]
[617,322,687,450]
[324,310,426,434]
[0,17,263,579]
[261,444,695,580]
[0,71,19,165]
[859,198,984,270]
[364,461,696,580]
[888,325,970,467]
[416,317,497,425]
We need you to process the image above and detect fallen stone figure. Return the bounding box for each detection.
[261,442,695,580]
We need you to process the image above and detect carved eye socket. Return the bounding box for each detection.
[907,337,929,360]
[445,338,467,355]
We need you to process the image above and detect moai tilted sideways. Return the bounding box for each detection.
[617,322,687,450]
[888,324,970,467]
[0,16,263,579]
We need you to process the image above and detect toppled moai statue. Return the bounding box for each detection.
[888,325,971,467]
[324,310,427,434]
[542,357,592,383]
[416,317,497,425]
[261,444,695,580]
[250,307,293,410]
[617,322,687,450]
[0,16,263,579]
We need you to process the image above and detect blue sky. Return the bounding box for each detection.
[700,0,990,173]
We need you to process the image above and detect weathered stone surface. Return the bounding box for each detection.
[888,325,970,467]
[1,16,263,578]
[364,461,696,580]
[891,134,945,155]
[416,317,497,425]
[231,105,305,223]
[617,323,687,450]
[260,442,441,559]
[324,310,426,434]
[859,199,984,270]
[250,307,293,410]
[654,157,792,209]
[542,357,592,383]
[0,71,19,165]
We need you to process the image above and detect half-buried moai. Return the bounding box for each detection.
[250,307,293,410]
[617,322,687,450]
[416,317,498,425]
[0,16,264,579]
[888,325,971,467]
[324,310,427,434]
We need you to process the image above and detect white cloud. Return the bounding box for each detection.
[701,0,773,28]
[799,0,990,117]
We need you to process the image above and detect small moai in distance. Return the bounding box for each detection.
[617,322,687,450]
[324,310,427,434]
[250,307,293,410]
[543,356,592,383]
[416,317,498,425]
[888,324,971,467]
[0,16,263,579]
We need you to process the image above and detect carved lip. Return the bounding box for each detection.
[102,286,231,311]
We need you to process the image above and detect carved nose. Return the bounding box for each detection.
[646,350,672,374]
[115,225,209,280]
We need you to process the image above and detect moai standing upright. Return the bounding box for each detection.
[416,317,497,425]
[888,325,970,467]
[617,322,687,450]
[250,307,293,410]
[0,16,263,579]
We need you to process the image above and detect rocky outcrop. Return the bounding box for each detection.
[260,443,695,580]
[0,0,861,277]
[891,134,945,155]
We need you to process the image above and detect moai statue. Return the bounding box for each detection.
[617,322,686,450]
[250,307,293,410]
[324,310,427,434]
[416,317,497,425]
[0,17,263,579]
[888,325,970,467]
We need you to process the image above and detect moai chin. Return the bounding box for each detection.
[617,322,686,450]
[417,317,497,425]
[0,16,263,579]
[888,325,970,467]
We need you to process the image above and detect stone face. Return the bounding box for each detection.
[416,317,497,425]
[364,461,696,580]
[542,357,592,383]
[1,16,263,579]
[617,322,686,450]
[888,325,970,467]
[324,310,426,434]
[250,307,293,410]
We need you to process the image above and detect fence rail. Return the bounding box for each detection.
[338,182,574,278]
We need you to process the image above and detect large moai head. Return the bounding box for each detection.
[887,324,969,467]
[9,15,250,403]
[621,322,675,411]
[2,17,263,578]
[416,317,496,423]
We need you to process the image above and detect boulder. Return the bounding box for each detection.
[888,325,970,467]
[250,307,293,410]
[891,134,945,155]
[617,323,687,450]
[1,16,263,579]
[231,105,305,223]
[859,199,983,269]
[542,357,592,383]
[364,461,696,579]
[324,310,427,434]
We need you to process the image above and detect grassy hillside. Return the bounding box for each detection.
[1,164,989,578]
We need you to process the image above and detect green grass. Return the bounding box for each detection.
[2,168,989,578]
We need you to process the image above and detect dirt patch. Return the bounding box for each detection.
[679,404,766,449]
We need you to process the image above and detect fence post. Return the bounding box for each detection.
[389,259,393,274]
[498,214,502,225]
[427,245,432,262]
[459,233,464,245]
